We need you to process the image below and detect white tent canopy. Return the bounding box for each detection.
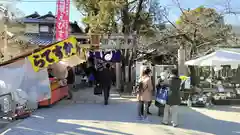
[185,49,240,68]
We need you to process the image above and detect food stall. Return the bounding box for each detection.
[0,58,50,120]
[38,77,68,106]
[0,36,87,112]
[185,48,240,105]
[0,33,89,120]
[26,36,85,106]
[39,55,86,106]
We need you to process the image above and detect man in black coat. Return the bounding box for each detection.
[67,66,75,100]
[98,63,113,105]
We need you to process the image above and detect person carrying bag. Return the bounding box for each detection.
[94,83,102,95]
[155,74,169,116]
[156,86,169,105]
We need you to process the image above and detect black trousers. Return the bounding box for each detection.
[67,84,73,99]
[138,101,148,118]
[103,85,111,103]
[141,101,152,115]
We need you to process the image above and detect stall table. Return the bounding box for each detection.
[39,78,69,107]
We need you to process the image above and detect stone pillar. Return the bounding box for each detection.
[178,47,187,76]
[116,63,121,90]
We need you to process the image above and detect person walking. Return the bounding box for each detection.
[99,63,113,105]
[66,66,75,100]
[162,68,181,127]
[137,68,153,121]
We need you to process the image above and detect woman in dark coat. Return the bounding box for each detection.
[162,68,181,127]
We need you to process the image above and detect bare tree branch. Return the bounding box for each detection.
[132,0,144,32]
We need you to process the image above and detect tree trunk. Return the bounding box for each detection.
[120,2,130,90]
[121,49,127,83]
[116,62,121,91]
[128,49,133,82]
[123,35,129,82]
[189,45,198,87]
[189,66,198,86]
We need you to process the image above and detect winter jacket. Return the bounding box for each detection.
[137,75,153,102]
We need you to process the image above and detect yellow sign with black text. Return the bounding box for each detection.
[28,36,78,72]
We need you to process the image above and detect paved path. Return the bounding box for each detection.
[57,87,125,105]
[1,104,240,134]
[1,88,240,135]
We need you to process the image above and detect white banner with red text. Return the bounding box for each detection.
[55,0,70,41]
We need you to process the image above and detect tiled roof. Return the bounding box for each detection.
[22,18,55,24]
[37,11,55,19]
[24,33,55,46]
[25,12,40,19]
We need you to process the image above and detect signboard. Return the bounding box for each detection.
[55,0,70,41]
[28,36,77,72]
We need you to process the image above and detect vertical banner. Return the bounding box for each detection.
[55,0,70,41]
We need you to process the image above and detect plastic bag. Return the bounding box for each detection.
[156,87,169,105]
[89,73,95,81]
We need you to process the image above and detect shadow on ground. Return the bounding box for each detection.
[2,98,240,135]
[2,101,157,135]
[206,105,240,113]
[177,107,240,135]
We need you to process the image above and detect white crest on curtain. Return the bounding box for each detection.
[104,51,113,61]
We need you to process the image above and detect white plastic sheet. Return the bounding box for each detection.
[185,50,240,67]
[60,55,86,67]
[0,58,51,105]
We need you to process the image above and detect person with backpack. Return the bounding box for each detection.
[137,68,153,121]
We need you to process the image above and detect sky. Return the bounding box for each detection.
[9,0,240,27]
